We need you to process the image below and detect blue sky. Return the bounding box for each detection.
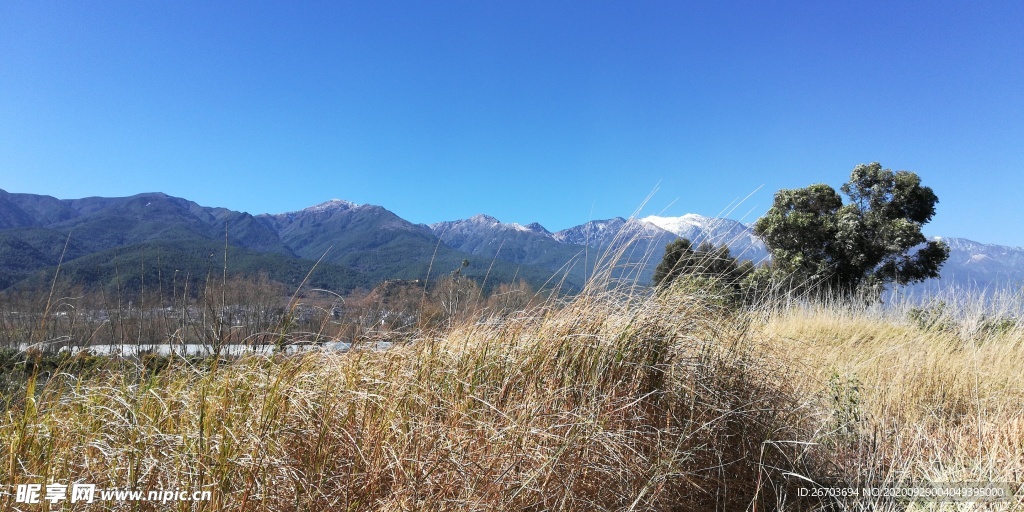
[1,1,1022,245]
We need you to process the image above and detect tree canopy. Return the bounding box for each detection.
[653,238,753,304]
[753,162,949,295]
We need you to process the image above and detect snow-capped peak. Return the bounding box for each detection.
[304,199,359,213]
[268,199,361,222]
[463,214,534,232]
[468,213,500,224]
[429,214,553,239]
[524,222,552,235]
[640,213,716,235]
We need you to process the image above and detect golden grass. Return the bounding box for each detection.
[2,284,1023,511]
[760,297,1024,510]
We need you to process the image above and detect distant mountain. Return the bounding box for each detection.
[0,190,290,255]
[432,213,770,285]
[0,190,577,294]
[553,215,767,262]
[2,187,1022,295]
[640,214,768,262]
[924,237,1024,290]
[429,214,589,279]
[260,202,571,288]
[553,217,657,246]
[262,199,440,274]
[552,216,1021,290]
[0,191,371,291]
[546,214,768,284]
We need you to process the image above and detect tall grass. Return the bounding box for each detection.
[2,246,1023,509]
[759,289,1024,510]
[0,279,858,510]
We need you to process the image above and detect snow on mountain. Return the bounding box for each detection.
[258,199,367,231]
[4,186,1024,292]
[933,237,1024,266]
[555,214,767,262]
[641,213,717,236]
[523,222,552,236]
[639,214,767,261]
[934,236,1022,254]
[261,203,1024,290]
[303,198,360,213]
[553,218,671,247]
[928,236,1024,287]
[429,214,552,239]
[428,214,588,277]
[270,199,360,219]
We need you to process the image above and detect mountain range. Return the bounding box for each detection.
[0,188,1021,295]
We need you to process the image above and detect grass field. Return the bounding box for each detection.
[760,292,1024,510]
[1,281,1022,511]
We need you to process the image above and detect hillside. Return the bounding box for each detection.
[0,190,580,294]
[429,214,591,281]
[3,188,1023,295]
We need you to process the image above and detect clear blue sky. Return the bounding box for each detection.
[2,1,1022,245]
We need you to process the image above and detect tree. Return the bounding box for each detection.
[753,162,949,296]
[653,238,753,303]
[653,238,696,287]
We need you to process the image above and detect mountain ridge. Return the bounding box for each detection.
[0,189,576,293]
[1,188,1021,293]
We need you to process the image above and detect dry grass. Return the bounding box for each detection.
[2,281,1023,510]
[759,292,1024,511]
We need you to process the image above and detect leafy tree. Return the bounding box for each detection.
[753,162,949,296]
[653,238,696,287]
[653,238,753,303]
